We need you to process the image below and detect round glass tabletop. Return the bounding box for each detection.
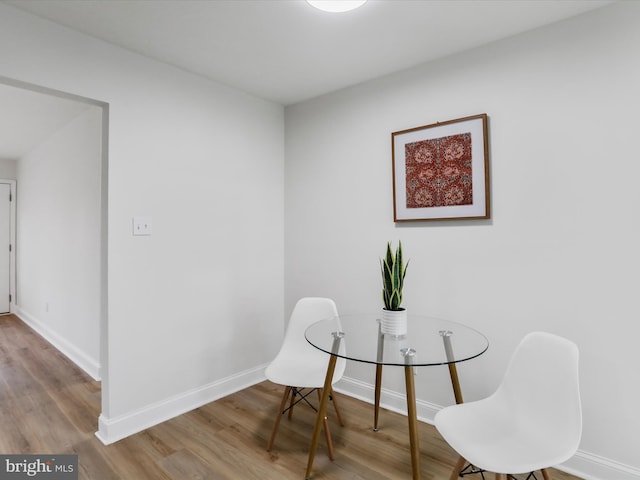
[305,313,488,367]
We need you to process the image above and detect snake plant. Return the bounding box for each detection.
[381,241,408,311]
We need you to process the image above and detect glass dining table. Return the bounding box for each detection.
[303,313,489,480]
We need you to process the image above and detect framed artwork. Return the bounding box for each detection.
[391,113,490,222]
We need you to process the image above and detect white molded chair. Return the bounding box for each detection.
[435,332,582,480]
[265,297,346,459]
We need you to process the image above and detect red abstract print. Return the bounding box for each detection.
[405,132,473,209]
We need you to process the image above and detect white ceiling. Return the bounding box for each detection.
[0,0,615,159]
[4,0,614,106]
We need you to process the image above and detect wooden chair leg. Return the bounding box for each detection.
[449,455,467,480]
[270,386,340,461]
[287,386,297,419]
[495,474,507,480]
[330,388,345,427]
[267,386,292,451]
[541,469,553,480]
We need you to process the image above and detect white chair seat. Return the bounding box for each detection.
[436,399,574,473]
[435,332,582,479]
[265,357,330,388]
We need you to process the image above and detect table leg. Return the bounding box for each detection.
[440,330,467,479]
[447,363,463,404]
[404,363,421,480]
[305,331,344,480]
[373,364,382,431]
[374,318,384,432]
[440,330,464,404]
[305,355,337,480]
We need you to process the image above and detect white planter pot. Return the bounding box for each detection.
[381,308,407,336]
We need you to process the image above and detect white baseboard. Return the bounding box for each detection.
[334,375,441,424]
[335,376,640,480]
[13,306,100,381]
[95,364,267,445]
[562,451,640,480]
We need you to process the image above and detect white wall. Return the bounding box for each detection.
[3,1,637,476]
[0,3,285,443]
[285,2,640,479]
[16,106,102,378]
[0,159,17,179]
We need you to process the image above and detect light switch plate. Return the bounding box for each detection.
[133,216,152,236]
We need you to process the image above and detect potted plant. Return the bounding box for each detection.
[380,241,409,335]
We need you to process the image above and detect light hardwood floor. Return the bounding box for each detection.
[0,314,582,479]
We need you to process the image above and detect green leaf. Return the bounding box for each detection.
[380,241,408,311]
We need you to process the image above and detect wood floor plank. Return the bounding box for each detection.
[0,314,583,480]
[72,437,122,480]
[159,449,233,480]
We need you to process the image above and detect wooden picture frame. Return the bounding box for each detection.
[391,113,489,222]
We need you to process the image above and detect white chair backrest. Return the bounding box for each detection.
[276,297,346,376]
[494,331,582,448]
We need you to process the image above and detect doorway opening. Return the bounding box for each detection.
[0,74,108,413]
[0,179,16,314]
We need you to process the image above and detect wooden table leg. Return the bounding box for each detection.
[374,319,384,432]
[440,330,464,405]
[404,363,421,480]
[305,355,337,479]
[441,330,468,479]
[447,363,463,405]
[305,331,344,480]
[446,364,468,478]
[373,364,382,431]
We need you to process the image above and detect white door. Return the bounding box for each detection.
[0,183,10,313]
